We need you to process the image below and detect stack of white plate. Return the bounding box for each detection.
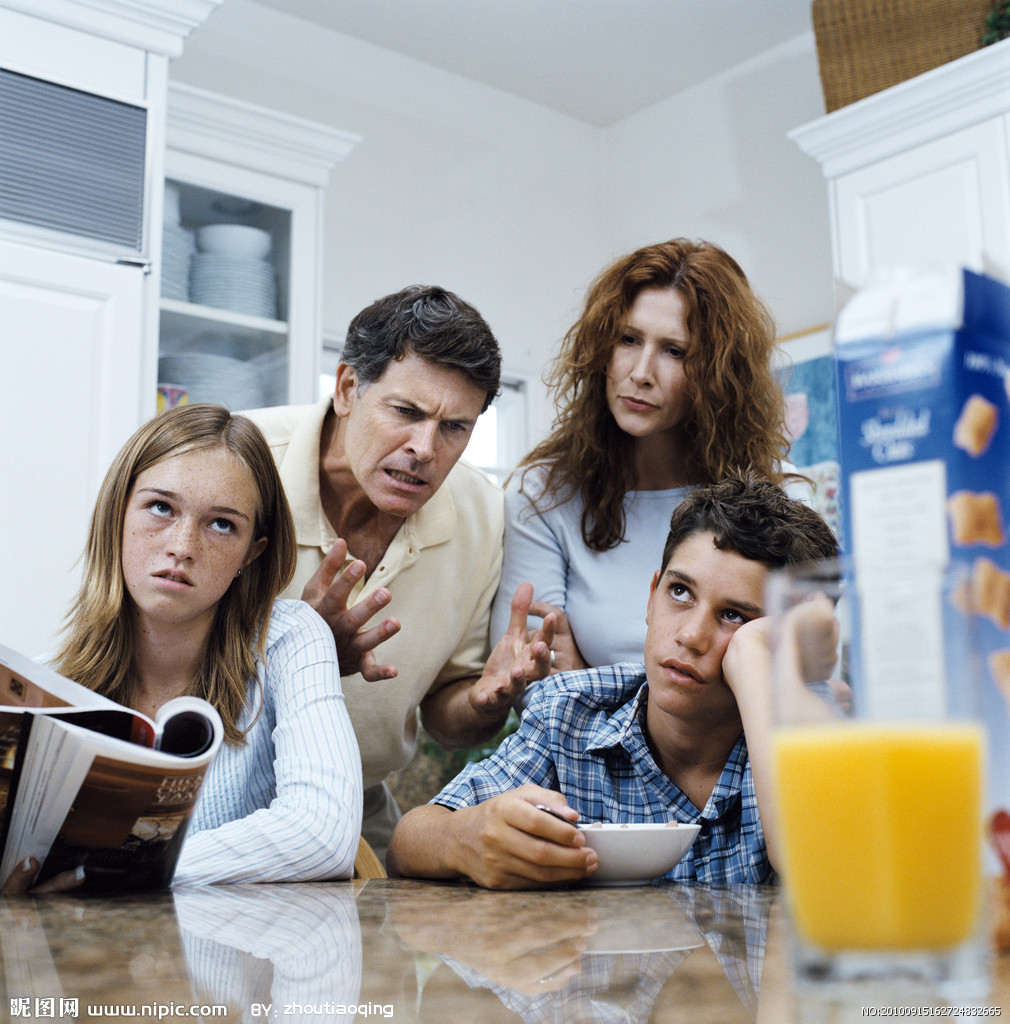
[158,352,268,411]
[251,347,288,407]
[189,224,277,319]
[161,224,194,302]
[189,254,277,318]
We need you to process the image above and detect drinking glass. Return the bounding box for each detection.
[765,558,989,1000]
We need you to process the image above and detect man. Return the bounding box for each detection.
[385,476,839,887]
[246,285,554,859]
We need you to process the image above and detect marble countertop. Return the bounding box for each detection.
[1,879,1007,1023]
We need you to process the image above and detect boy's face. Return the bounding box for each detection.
[644,531,767,722]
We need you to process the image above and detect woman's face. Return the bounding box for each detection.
[605,286,692,440]
[121,447,267,636]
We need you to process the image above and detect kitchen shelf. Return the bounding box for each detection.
[159,82,359,410]
[159,298,288,358]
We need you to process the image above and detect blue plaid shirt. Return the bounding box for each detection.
[434,664,771,884]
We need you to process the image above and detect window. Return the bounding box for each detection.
[319,338,528,484]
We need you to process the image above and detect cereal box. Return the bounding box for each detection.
[833,266,1010,830]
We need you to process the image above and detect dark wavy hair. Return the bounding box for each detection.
[517,238,796,551]
[661,474,838,575]
[343,284,502,412]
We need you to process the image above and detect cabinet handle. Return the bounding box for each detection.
[115,257,152,273]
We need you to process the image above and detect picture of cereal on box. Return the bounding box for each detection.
[948,491,1006,547]
[946,392,1010,712]
[954,393,999,457]
[951,559,1010,709]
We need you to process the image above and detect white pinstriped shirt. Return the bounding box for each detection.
[175,883,362,1010]
[173,599,363,885]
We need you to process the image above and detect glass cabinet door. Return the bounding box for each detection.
[158,178,290,412]
[158,82,359,416]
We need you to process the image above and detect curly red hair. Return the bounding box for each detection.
[519,238,796,551]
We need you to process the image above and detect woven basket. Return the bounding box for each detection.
[812,0,993,112]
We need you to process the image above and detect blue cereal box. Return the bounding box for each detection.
[834,267,1010,832]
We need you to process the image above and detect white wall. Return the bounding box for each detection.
[170,0,608,442]
[603,35,835,338]
[170,0,835,447]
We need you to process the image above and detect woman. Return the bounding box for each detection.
[490,238,810,672]
[42,403,361,886]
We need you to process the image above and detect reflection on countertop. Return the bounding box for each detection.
[369,882,766,1024]
[1,880,1007,1023]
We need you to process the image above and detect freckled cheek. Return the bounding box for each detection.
[123,526,151,559]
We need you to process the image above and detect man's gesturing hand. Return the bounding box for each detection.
[470,583,556,715]
[301,538,401,680]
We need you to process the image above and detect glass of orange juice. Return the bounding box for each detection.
[766,558,988,996]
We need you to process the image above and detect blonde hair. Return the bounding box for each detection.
[54,404,296,745]
[519,238,796,551]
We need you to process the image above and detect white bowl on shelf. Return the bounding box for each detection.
[196,224,272,260]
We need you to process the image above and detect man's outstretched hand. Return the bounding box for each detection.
[301,538,401,681]
[470,583,557,716]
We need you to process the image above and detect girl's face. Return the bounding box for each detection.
[605,287,692,441]
[121,448,267,636]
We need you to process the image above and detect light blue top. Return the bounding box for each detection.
[490,466,689,667]
[173,599,363,886]
[490,465,813,669]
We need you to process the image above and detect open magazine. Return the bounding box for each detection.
[0,642,223,892]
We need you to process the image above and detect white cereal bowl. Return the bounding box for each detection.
[195,224,272,260]
[578,822,701,886]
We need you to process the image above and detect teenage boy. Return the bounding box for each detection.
[386,476,839,888]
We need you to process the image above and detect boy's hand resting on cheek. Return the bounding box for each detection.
[722,596,841,701]
[721,616,772,701]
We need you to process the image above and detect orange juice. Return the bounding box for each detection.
[772,722,984,950]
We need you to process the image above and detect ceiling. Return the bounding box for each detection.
[252,0,816,126]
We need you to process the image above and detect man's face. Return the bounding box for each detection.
[644,531,767,723]
[333,351,486,519]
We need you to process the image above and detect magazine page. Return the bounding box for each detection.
[1,643,224,840]
[1,706,224,891]
[2,722,100,880]
[1,643,124,822]
[0,643,120,713]
[1,708,22,822]
[154,696,223,757]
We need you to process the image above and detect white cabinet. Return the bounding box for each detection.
[159,83,359,413]
[790,38,1010,294]
[0,0,217,656]
[0,241,146,657]
[0,10,358,657]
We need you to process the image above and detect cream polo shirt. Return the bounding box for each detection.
[245,397,505,789]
